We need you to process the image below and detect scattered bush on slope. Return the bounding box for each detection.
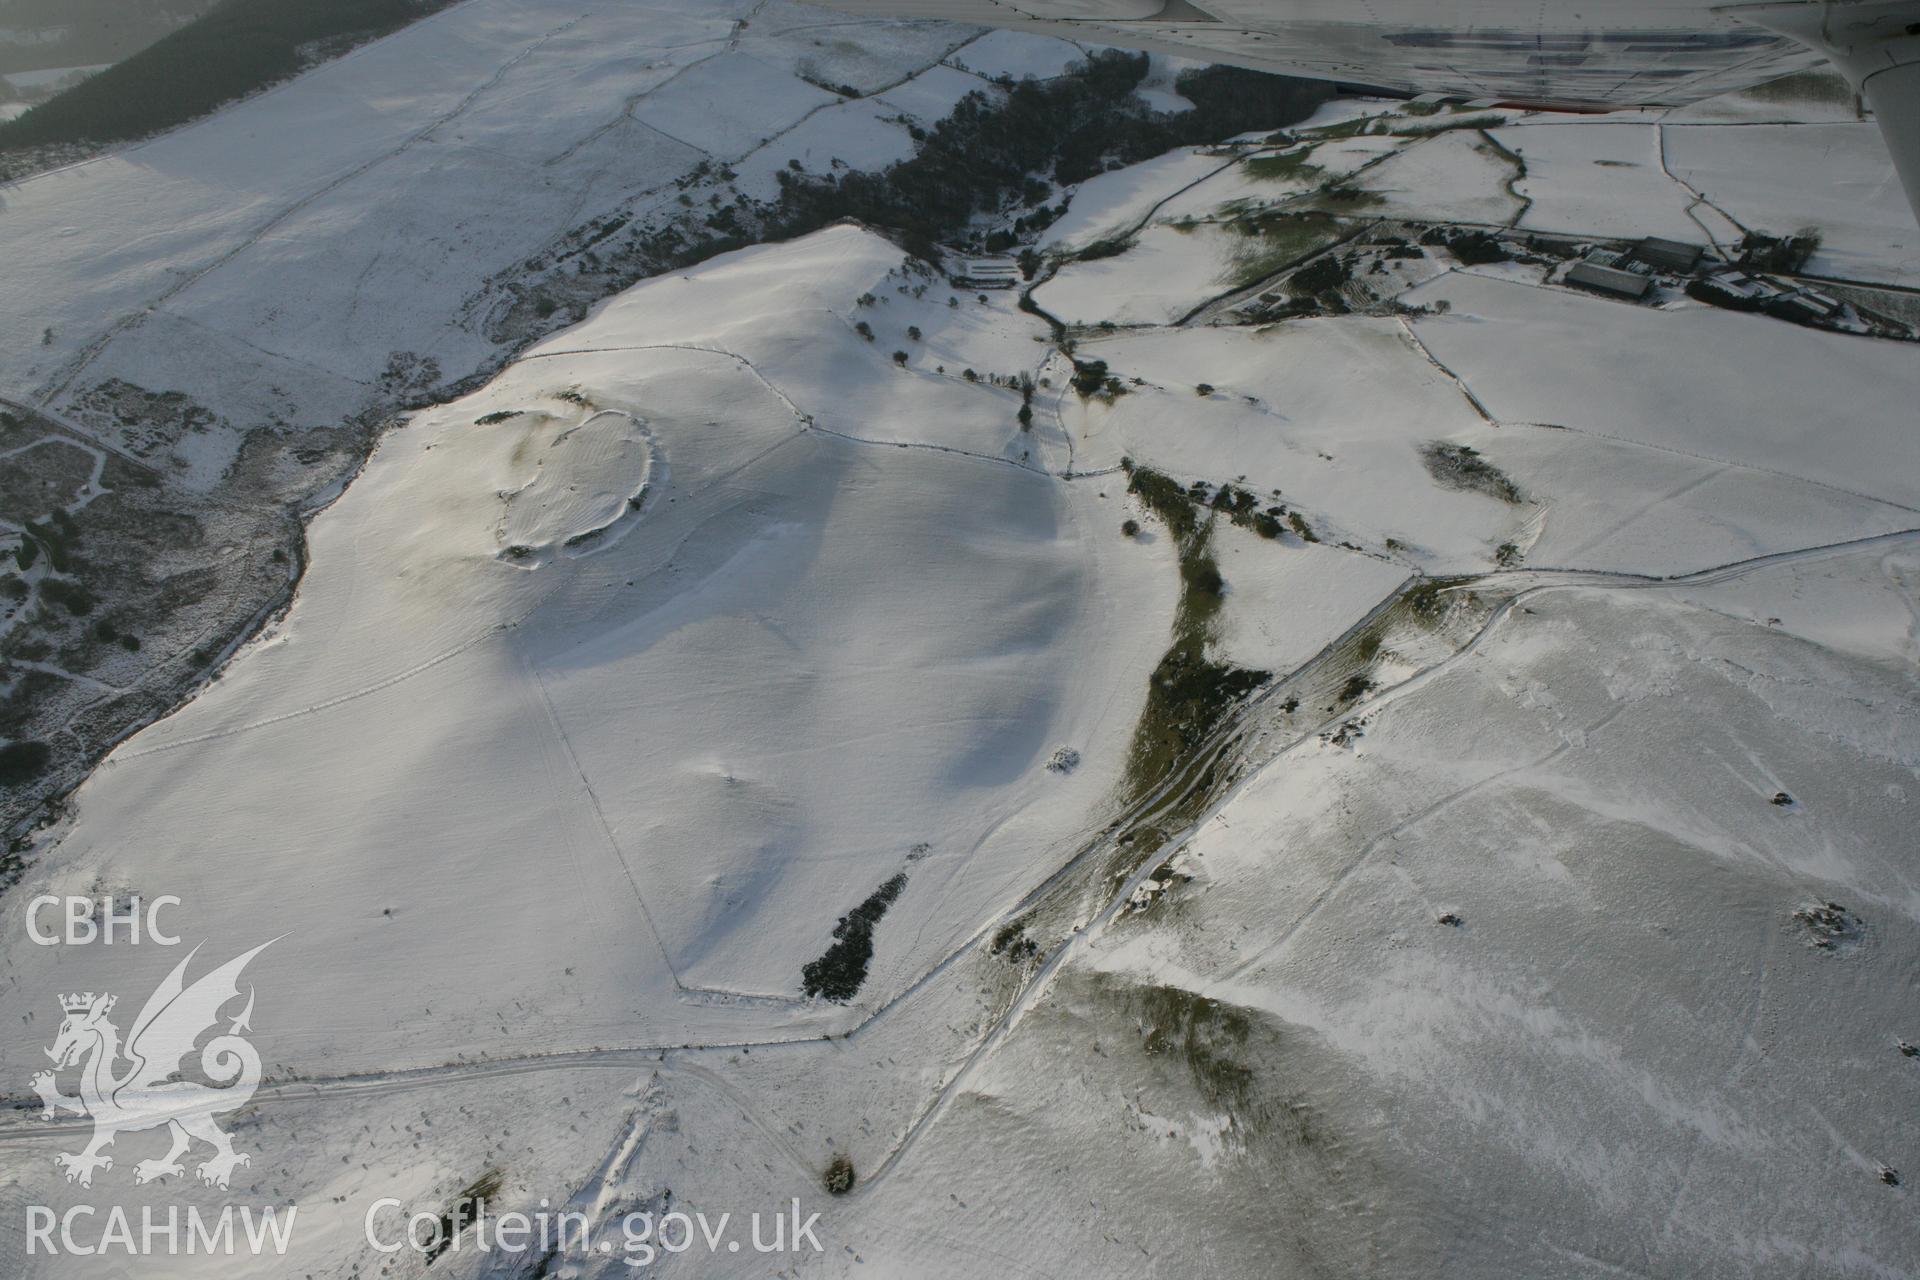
[802,872,908,1003]
[0,741,53,788]
[1419,442,1521,504]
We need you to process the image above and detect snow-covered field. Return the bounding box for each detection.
[0,228,1176,1077]
[1036,221,1257,324]
[1,0,1088,835]
[1664,123,1918,285]
[1006,552,1920,1277]
[2,17,1918,1280]
[0,0,993,486]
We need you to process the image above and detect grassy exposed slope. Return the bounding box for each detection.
[1122,465,1270,808]
[1224,210,1344,289]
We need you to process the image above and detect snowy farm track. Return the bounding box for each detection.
[5,525,1912,1151]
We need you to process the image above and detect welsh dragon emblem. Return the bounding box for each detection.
[30,940,274,1189]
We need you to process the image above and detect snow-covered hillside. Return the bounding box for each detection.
[0,227,1177,1075]
[0,0,1119,836]
[1,0,989,476]
[1,32,1917,1280]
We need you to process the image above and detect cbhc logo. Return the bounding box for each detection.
[27,896,182,945]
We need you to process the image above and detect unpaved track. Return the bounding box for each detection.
[5,526,1910,1148]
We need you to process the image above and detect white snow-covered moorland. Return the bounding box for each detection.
[0,0,1027,831]
[1,9,1918,1278]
